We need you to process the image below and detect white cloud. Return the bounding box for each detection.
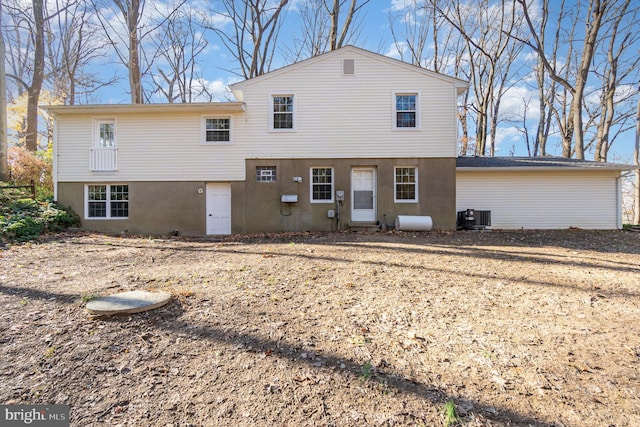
[383,41,407,60]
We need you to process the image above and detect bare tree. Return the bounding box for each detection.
[634,83,640,224]
[516,0,613,159]
[22,0,46,152]
[46,0,115,105]
[205,0,289,79]
[326,0,370,50]
[92,0,184,103]
[149,4,210,103]
[431,0,525,157]
[587,0,638,162]
[287,0,369,61]
[92,0,145,103]
[0,20,7,180]
[388,0,433,67]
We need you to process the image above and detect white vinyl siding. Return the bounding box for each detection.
[56,113,246,182]
[233,49,458,159]
[456,171,620,229]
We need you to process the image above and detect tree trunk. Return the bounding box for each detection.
[25,0,45,151]
[0,30,8,180]
[128,0,142,103]
[634,85,639,225]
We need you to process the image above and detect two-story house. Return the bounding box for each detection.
[44,46,468,236]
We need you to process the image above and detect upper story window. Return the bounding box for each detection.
[256,166,277,182]
[394,93,418,129]
[86,184,129,219]
[203,117,231,143]
[310,167,333,203]
[96,119,116,148]
[394,167,418,202]
[271,95,294,131]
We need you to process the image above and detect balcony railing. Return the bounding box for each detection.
[89,148,117,171]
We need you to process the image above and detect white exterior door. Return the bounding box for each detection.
[206,183,231,235]
[351,168,376,222]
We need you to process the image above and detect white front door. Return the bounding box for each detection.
[206,183,231,235]
[351,168,376,222]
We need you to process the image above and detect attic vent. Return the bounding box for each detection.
[343,59,355,75]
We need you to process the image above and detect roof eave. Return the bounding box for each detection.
[456,166,633,172]
[41,102,246,116]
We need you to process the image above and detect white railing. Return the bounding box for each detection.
[89,148,117,171]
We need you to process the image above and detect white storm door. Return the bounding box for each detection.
[206,183,231,235]
[351,168,376,222]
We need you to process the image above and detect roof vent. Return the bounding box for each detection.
[343,59,355,75]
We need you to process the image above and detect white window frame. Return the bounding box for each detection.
[394,167,419,203]
[94,118,116,148]
[84,184,129,219]
[393,92,420,130]
[310,167,334,203]
[201,116,232,144]
[256,166,277,182]
[269,94,296,132]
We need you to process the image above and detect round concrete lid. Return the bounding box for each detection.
[86,290,172,315]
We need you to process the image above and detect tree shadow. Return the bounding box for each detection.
[63,233,640,300]
[1,282,554,426]
[156,312,554,426]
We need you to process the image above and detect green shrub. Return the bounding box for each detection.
[0,198,80,242]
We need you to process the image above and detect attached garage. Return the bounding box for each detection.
[456,157,632,230]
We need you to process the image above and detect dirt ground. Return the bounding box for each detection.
[1,229,639,426]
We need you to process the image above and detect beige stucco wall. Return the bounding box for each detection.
[57,157,455,236]
[58,181,206,236]
[236,158,456,233]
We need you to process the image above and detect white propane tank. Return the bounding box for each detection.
[395,215,433,231]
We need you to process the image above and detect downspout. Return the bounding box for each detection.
[616,174,622,229]
[51,114,58,201]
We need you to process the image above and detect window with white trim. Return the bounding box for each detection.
[256,166,277,182]
[394,167,418,202]
[394,93,418,129]
[203,117,231,143]
[86,184,129,218]
[272,95,294,130]
[96,119,116,147]
[310,167,333,203]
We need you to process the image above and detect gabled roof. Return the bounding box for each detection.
[230,45,469,98]
[456,156,635,171]
[42,102,245,116]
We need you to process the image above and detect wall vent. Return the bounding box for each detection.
[343,59,355,75]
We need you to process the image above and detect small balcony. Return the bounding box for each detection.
[89,148,117,172]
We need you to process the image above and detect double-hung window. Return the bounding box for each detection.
[394,167,418,202]
[86,184,129,219]
[203,117,231,143]
[310,167,333,203]
[272,95,294,130]
[394,93,418,129]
